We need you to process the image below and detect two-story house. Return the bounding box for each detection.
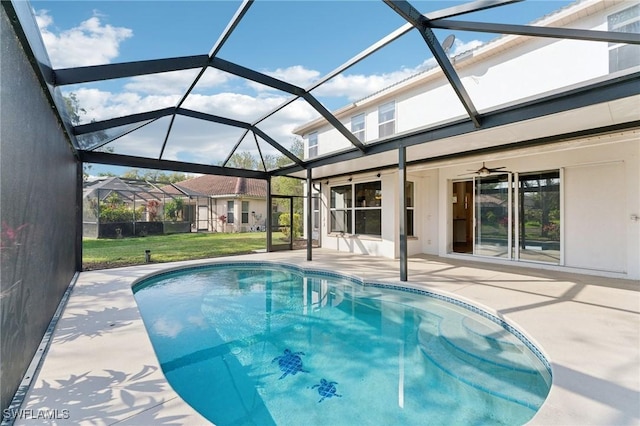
[294,0,640,279]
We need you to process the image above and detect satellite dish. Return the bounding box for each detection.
[442,34,456,55]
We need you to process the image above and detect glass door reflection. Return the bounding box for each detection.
[474,174,512,258]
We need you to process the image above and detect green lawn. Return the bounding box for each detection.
[83,232,266,270]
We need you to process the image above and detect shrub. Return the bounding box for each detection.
[165,198,184,221]
[278,213,302,239]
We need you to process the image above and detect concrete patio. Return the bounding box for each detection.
[12,250,640,425]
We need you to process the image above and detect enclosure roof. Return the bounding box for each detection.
[83,176,180,202]
[5,0,639,180]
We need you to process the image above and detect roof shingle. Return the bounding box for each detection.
[164,175,267,198]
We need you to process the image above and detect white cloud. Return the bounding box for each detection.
[182,92,288,121]
[124,68,234,96]
[452,38,484,56]
[311,37,484,102]
[35,9,132,68]
[247,65,321,92]
[152,317,182,338]
[47,7,484,166]
[68,87,180,123]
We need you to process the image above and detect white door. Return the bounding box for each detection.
[198,206,209,231]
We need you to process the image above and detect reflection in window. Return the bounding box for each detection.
[330,181,382,236]
[308,132,318,158]
[475,176,510,258]
[519,171,560,264]
[330,185,352,233]
[608,4,640,73]
[355,182,381,207]
[313,196,320,234]
[406,181,414,237]
[378,101,395,138]
[351,113,365,142]
[355,181,382,236]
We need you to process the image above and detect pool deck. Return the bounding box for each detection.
[13,249,640,425]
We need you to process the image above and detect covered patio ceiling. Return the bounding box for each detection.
[5,0,640,180]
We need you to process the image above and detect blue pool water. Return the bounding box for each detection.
[132,262,551,425]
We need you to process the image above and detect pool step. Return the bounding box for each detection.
[439,315,539,373]
[417,316,549,409]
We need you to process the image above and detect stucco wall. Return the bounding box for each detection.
[436,136,640,279]
[1,8,78,413]
[319,135,639,280]
[302,0,633,159]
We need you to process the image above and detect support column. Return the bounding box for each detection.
[75,161,83,272]
[399,146,408,281]
[266,176,272,252]
[306,168,313,261]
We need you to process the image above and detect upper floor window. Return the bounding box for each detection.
[608,4,640,73]
[308,132,318,158]
[378,101,395,138]
[351,113,365,142]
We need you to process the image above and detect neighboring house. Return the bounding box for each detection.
[164,175,268,233]
[294,0,640,279]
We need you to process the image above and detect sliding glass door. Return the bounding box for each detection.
[474,174,512,258]
[517,171,561,264]
[452,170,561,264]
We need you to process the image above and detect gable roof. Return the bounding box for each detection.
[164,175,267,198]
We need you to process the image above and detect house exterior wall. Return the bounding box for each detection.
[211,197,268,233]
[307,1,640,279]
[301,0,636,157]
[318,136,639,279]
[436,136,639,279]
[1,7,78,413]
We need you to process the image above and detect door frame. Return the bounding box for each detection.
[269,195,293,251]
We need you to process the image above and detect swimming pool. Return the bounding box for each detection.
[132,262,551,425]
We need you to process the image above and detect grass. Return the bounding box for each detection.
[83,232,267,270]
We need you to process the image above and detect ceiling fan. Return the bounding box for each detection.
[460,162,511,177]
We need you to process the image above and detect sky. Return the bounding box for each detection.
[29,0,574,176]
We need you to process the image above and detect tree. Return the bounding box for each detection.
[121,168,190,183]
[165,198,184,221]
[63,92,110,180]
[64,92,84,126]
[226,151,259,170]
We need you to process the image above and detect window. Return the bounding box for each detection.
[312,196,320,233]
[241,201,249,224]
[330,185,352,233]
[354,181,382,235]
[227,200,234,224]
[330,180,382,236]
[308,132,318,158]
[351,113,365,142]
[406,181,414,237]
[518,171,560,264]
[608,4,640,73]
[378,101,395,138]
